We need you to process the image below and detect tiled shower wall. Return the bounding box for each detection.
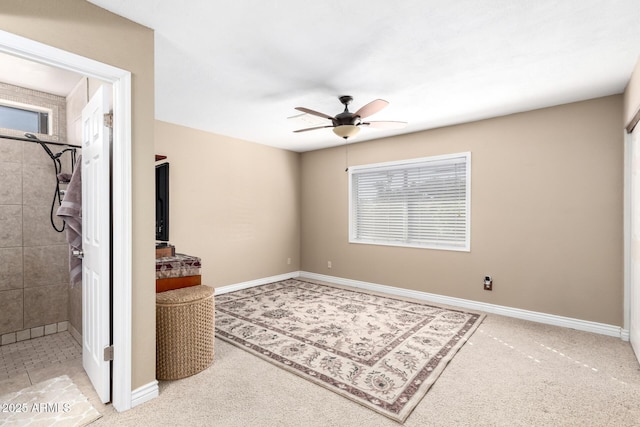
[0,84,74,344]
[0,137,74,343]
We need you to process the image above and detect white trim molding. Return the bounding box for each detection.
[131,380,159,408]
[215,272,301,295]
[624,130,632,341]
[299,272,627,340]
[110,72,133,411]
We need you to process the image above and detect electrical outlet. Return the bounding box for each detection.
[287,257,291,265]
[484,276,493,291]
[328,261,332,269]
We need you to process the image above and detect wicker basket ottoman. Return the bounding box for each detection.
[156,285,215,380]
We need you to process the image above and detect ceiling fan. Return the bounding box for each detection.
[293,95,407,139]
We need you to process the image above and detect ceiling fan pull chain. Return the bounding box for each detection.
[345,143,349,172]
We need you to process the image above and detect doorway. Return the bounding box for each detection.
[0,29,134,411]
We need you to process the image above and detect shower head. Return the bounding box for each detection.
[24,132,57,161]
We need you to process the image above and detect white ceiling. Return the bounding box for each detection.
[0,52,83,97]
[14,1,640,152]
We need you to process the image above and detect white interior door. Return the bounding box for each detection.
[630,125,640,363]
[82,84,112,403]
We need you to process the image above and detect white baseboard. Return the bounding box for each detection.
[131,380,159,408]
[299,271,627,340]
[214,271,301,295]
[621,329,631,341]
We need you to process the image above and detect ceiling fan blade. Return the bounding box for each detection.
[354,99,389,119]
[295,107,335,121]
[293,125,333,133]
[361,121,407,130]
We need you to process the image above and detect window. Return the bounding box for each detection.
[0,102,50,134]
[349,152,471,251]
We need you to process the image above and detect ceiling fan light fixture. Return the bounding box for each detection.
[294,96,406,139]
[333,124,360,139]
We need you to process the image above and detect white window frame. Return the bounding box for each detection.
[349,152,471,252]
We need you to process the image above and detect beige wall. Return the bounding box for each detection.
[625,57,640,129]
[0,0,156,389]
[154,121,301,286]
[301,95,624,326]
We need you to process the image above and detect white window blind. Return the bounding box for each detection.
[349,152,470,251]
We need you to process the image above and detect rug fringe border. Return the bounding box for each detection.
[215,277,485,423]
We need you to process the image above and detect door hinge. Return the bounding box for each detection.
[71,249,84,259]
[103,345,114,361]
[103,113,113,128]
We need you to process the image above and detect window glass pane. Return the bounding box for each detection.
[350,152,470,251]
[0,105,49,134]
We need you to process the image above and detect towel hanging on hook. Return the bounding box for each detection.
[56,155,83,288]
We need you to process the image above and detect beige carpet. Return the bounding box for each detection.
[0,374,101,426]
[215,278,484,422]
[90,307,640,426]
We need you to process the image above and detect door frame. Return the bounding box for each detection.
[626,125,640,362]
[624,129,631,341]
[0,30,134,411]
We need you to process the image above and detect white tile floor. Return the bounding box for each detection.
[0,332,82,382]
[0,331,106,404]
[0,331,109,424]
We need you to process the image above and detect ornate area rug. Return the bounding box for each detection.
[215,278,484,422]
[0,375,101,426]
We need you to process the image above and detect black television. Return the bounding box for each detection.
[156,162,169,242]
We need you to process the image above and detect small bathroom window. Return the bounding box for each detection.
[0,101,51,134]
[0,82,65,142]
